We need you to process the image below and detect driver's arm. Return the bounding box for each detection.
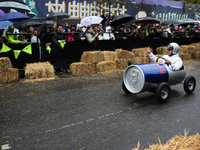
[169,58,183,70]
[148,53,165,63]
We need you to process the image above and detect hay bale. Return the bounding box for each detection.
[25,62,54,79]
[132,48,152,57]
[80,51,104,64]
[70,62,96,75]
[96,61,116,72]
[156,46,167,55]
[115,49,135,63]
[130,57,143,64]
[0,57,12,70]
[0,68,18,83]
[190,42,200,51]
[115,59,128,70]
[179,45,196,54]
[132,132,200,150]
[179,52,192,60]
[101,51,118,61]
[194,51,200,59]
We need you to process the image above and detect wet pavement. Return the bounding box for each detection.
[0,60,200,150]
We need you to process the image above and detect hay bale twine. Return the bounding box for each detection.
[96,61,116,72]
[80,51,104,64]
[132,48,152,57]
[115,49,135,63]
[0,68,18,83]
[25,62,54,79]
[115,59,128,70]
[156,46,167,55]
[102,51,118,61]
[0,57,12,70]
[70,62,96,75]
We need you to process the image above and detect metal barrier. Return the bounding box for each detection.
[0,31,199,69]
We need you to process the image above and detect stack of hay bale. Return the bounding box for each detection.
[0,57,18,84]
[25,62,55,79]
[132,47,152,64]
[189,42,200,60]
[179,45,196,60]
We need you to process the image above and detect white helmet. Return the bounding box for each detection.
[167,42,180,54]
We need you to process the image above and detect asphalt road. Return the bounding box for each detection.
[0,61,200,150]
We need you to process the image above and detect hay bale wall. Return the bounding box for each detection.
[115,59,128,69]
[101,51,118,61]
[116,49,135,63]
[0,57,12,70]
[80,51,104,64]
[156,46,167,55]
[70,62,96,75]
[0,68,18,83]
[25,62,54,79]
[96,61,116,72]
[132,48,152,57]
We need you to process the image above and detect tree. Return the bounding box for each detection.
[172,0,200,13]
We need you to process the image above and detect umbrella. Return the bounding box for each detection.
[163,20,180,25]
[0,9,5,17]
[42,20,55,25]
[21,21,42,27]
[134,17,158,24]
[180,18,198,25]
[0,12,30,22]
[46,12,70,20]
[0,20,13,29]
[0,0,31,14]
[80,16,103,27]
[110,14,133,26]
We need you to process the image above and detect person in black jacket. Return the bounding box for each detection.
[74,24,86,41]
[52,24,66,49]
[40,26,52,49]
[115,24,128,40]
[100,10,108,30]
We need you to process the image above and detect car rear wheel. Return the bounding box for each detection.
[156,82,171,103]
[184,76,196,94]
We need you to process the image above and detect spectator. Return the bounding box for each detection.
[146,25,155,39]
[52,24,66,49]
[74,24,86,41]
[128,24,138,39]
[62,22,69,32]
[65,26,74,42]
[71,24,76,32]
[40,26,52,48]
[103,26,115,40]
[138,24,146,39]
[0,29,7,44]
[173,25,181,38]
[115,24,128,40]
[98,29,104,40]
[93,26,98,34]
[30,33,40,43]
[6,25,24,44]
[52,22,57,32]
[163,24,174,37]
[85,26,98,43]
[19,34,28,43]
[157,25,167,38]
[100,10,108,30]
[98,23,104,32]
[184,24,192,38]
[26,26,34,42]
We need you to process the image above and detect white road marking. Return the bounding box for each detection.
[2,109,130,144]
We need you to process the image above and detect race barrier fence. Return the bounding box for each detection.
[0,32,199,69]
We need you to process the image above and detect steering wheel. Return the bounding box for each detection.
[156,57,170,65]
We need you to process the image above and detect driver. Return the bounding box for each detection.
[146,42,183,71]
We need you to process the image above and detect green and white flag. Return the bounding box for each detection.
[13,50,21,59]
[0,43,12,53]
[58,40,66,48]
[22,44,32,55]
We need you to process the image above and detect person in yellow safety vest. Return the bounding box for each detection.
[6,25,24,44]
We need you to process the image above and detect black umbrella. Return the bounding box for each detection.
[134,17,158,24]
[42,20,55,25]
[46,12,70,20]
[163,20,180,25]
[180,18,198,25]
[110,14,133,26]
[21,21,43,27]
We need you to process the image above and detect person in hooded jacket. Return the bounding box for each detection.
[40,26,52,48]
[115,24,128,40]
[103,26,115,40]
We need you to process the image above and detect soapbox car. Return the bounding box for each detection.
[122,57,196,103]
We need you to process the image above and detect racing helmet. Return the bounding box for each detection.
[167,42,180,55]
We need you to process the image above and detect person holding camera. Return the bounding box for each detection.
[85,26,98,43]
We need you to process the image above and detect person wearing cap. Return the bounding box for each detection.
[146,42,182,71]
[62,22,69,32]
[6,25,24,44]
[103,26,115,40]
[115,24,128,40]
[70,24,76,32]
[74,24,86,41]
